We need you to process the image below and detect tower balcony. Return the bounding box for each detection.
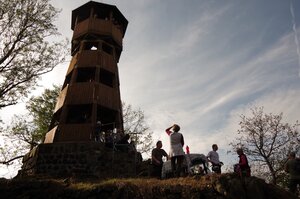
[73,18,123,46]
[67,50,117,76]
[56,124,93,142]
[54,85,68,113]
[44,126,58,143]
[62,83,120,110]
[44,124,93,143]
[54,82,121,114]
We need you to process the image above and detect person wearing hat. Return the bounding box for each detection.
[166,124,185,177]
[285,151,300,194]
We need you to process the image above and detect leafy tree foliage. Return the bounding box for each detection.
[26,85,60,140]
[122,102,153,155]
[1,85,60,152]
[0,0,67,109]
[230,107,299,185]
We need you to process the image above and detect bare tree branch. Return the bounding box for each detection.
[0,0,68,109]
[0,155,24,165]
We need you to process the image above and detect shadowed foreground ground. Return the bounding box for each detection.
[0,174,297,199]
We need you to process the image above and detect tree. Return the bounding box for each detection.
[230,107,299,185]
[122,102,153,155]
[25,85,60,141]
[0,85,60,167]
[0,0,68,109]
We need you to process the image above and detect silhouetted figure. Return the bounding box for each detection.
[235,148,251,177]
[151,141,169,178]
[95,121,102,141]
[285,151,300,194]
[116,134,130,152]
[166,124,184,177]
[104,130,114,148]
[207,144,223,173]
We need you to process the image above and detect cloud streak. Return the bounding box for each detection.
[290,1,300,78]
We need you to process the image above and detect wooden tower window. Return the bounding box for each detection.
[100,68,114,87]
[76,68,96,82]
[102,43,113,55]
[97,106,117,131]
[84,41,99,50]
[66,104,92,124]
[48,109,62,130]
[62,71,72,89]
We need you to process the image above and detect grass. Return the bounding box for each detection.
[1,174,296,199]
[68,174,223,191]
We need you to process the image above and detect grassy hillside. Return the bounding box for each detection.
[0,174,297,199]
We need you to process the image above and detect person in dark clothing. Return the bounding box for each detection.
[151,141,169,178]
[285,151,300,194]
[116,134,130,152]
[104,130,114,148]
[95,121,102,141]
[236,148,251,177]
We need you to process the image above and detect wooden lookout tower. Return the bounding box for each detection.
[44,1,128,143]
[20,2,142,179]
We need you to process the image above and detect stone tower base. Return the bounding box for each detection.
[19,142,140,179]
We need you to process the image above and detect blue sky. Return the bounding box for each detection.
[1,0,300,177]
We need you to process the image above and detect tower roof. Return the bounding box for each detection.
[71,1,128,35]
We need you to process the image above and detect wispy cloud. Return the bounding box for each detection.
[290,1,300,78]
[144,24,300,157]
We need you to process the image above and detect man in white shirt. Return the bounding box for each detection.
[207,144,222,173]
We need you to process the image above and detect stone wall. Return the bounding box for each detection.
[20,142,140,179]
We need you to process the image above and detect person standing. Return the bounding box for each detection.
[95,121,102,141]
[285,152,300,194]
[166,124,185,177]
[207,144,223,173]
[151,141,169,178]
[236,148,251,177]
[116,134,130,152]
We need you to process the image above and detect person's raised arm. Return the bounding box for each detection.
[165,125,173,136]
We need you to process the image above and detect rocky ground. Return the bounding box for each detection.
[0,173,297,199]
